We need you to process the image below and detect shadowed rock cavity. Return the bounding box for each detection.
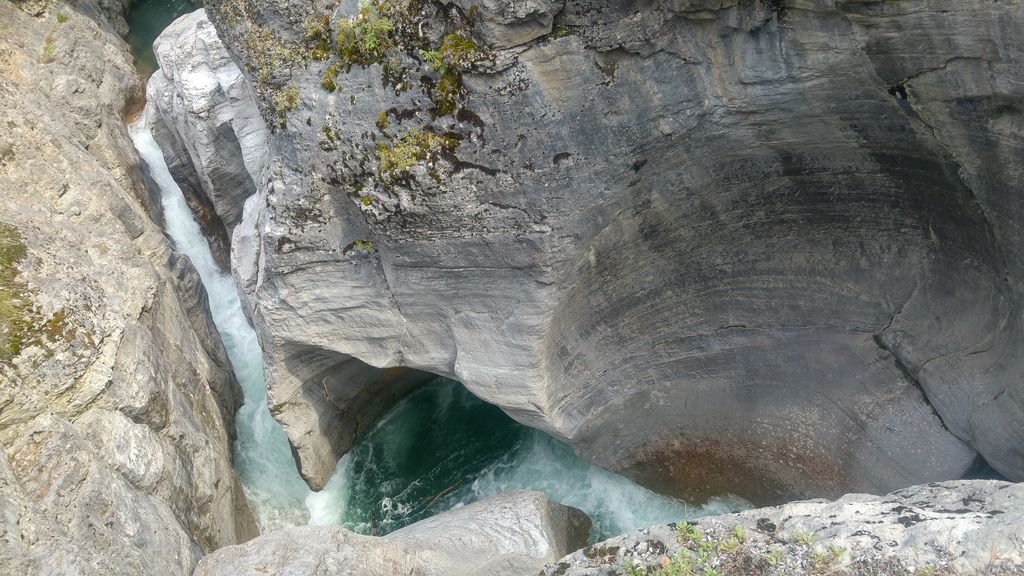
[182,0,1024,503]
[266,344,435,490]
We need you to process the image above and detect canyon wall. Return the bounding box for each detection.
[193,0,1024,503]
[0,1,257,574]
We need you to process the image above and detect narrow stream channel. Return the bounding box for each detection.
[130,115,311,530]
[125,0,196,78]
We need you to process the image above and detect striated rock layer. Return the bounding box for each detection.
[146,9,437,490]
[197,0,1024,502]
[146,9,270,268]
[0,1,257,575]
[195,490,592,576]
[543,480,1024,575]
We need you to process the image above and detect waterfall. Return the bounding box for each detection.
[129,113,309,530]
[129,111,749,542]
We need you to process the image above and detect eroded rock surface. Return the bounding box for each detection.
[195,490,592,576]
[543,480,1024,575]
[0,1,257,574]
[146,8,270,267]
[197,0,1024,502]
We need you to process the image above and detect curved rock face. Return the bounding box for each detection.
[202,0,1024,502]
[195,490,592,576]
[0,2,257,574]
[543,480,1024,575]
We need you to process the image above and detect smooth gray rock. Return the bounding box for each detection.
[542,480,1024,575]
[194,490,592,576]
[201,0,1024,503]
[0,2,257,574]
[147,8,269,246]
[450,0,563,48]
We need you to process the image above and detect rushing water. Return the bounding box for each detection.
[307,379,749,542]
[129,114,310,530]
[126,0,197,78]
[130,107,748,541]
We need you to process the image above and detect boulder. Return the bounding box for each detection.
[195,490,592,576]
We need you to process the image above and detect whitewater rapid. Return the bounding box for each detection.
[130,113,309,530]
[129,111,748,540]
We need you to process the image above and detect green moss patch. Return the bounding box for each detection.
[272,85,301,128]
[377,130,459,179]
[0,223,31,361]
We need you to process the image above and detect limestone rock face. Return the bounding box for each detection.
[201,0,1024,502]
[0,2,257,574]
[449,0,563,48]
[543,480,1024,575]
[146,8,270,267]
[194,490,592,576]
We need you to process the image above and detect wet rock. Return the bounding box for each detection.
[195,490,592,576]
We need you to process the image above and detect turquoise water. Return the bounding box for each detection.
[126,0,197,77]
[307,378,750,542]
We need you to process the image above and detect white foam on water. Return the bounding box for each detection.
[129,113,309,531]
[465,430,750,542]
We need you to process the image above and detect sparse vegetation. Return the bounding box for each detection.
[551,24,577,39]
[618,523,850,576]
[419,32,486,118]
[322,63,343,92]
[304,14,332,61]
[335,5,396,71]
[0,223,31,361]
[0,223,74,362]
[377,130,458,178]
[56,12,68,23]
[272,85,300,128]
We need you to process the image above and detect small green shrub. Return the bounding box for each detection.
[304,14,332,60]
[40,36,56,63]
[335,6,394,70]
[551,24,578,39]
[0,224,30,361]
[56,12,68,23]
[322,63,343,92]
[418,33,486,117]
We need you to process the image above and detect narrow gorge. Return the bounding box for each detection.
[2,0,1024,575]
